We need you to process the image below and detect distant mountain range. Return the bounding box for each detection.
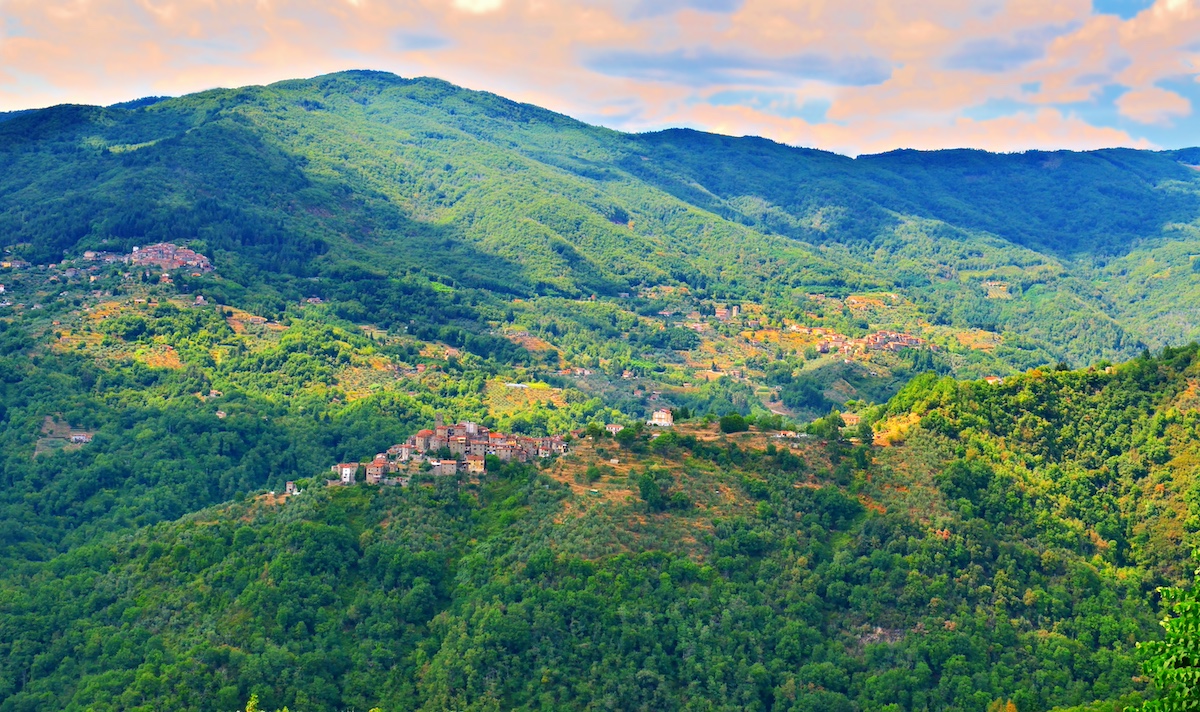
[4,70,1200,712]
[0,70,1198,367]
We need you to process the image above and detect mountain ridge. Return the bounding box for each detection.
[4,69,1200,712]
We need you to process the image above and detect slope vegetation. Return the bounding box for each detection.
[7,347,1200,711]
[0,71,1198,365]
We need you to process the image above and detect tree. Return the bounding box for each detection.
[807,413,845,440]
[638,471,668,511]
[636,468,687,512]
[719,412,748,433]
[243,694,291,712]
[1136,570,1200,711]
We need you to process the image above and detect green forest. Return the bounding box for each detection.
[2,71,1200,711]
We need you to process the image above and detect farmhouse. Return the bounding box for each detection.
[649,409,674,427]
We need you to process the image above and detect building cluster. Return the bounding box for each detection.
[792,327,932,355]
[81,251,127,264]
[713,305,740,321]
[683,304,741,323]
[80,243,214,274]
[327,416,569,488]
[130,243,213,272]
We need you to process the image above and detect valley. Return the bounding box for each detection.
[1,71,1199,711]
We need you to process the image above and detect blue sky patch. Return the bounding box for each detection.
[706,90,831,123]
[630,0,743,19]
[396,33,449,51]
[963,81,1199,150]
[1092,0,1155,20]
[945,22,1081,73]
[586,49,892,87]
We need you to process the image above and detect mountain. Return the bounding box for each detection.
[2,70,1200,711]
[0,71,1198,365]
[5,345,1200,712]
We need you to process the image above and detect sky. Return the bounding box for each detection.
[0,0,1198,155]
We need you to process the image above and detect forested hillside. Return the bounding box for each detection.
[0,71,1198,365]
[6,345,1200,711]
[3,71,1200,712]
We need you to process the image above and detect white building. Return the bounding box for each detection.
[331,463,357,484]
[649,409,674,427]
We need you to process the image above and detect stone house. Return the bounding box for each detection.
[466,454,486,475]
[365,456,389,484]
[331,463,357,485]
[649,409,674,427]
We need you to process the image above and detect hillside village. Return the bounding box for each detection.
[1,242,215,310]
[322,415,572,489]
[654,290,930,351]
[83,242,214,274]
[803,327,933,355]
[313,409,677,492]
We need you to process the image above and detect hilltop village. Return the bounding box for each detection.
[83,242,214,273]
[323,415,572,489]
[314,409,677,492]
[87,243,213,285]
[1,242,213,305]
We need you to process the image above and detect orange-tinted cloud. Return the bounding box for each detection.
[1117,86,1192,124]
[0,0,1194,154]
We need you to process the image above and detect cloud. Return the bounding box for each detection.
[396,32,450,51]
[452,0,504,14]
[629,0,744,19]
[661,102,1152,155]
[585,49,893,87]
[1116,85,1192,123]
[705,90,831,122]
[945,23,1082,73]
[0,0,1195,154]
